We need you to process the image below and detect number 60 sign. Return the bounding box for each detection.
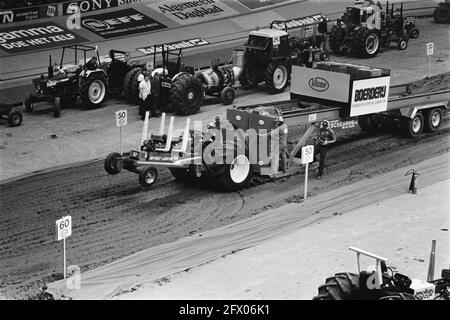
[56,215,72,241]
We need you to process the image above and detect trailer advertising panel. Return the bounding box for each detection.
[349,76,391,117]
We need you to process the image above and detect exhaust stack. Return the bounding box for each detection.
[427,240,436,282]
[48,55,53,78]
[232,49,244,81]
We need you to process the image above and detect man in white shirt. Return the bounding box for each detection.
[139,73,151,120]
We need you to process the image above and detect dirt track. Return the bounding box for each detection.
[1,117,449,299]
[0,18,450,299]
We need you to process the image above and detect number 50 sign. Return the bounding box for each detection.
[115,110,127,127]
[56,215,72,241]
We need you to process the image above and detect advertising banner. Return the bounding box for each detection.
[235,0,297,10]
[0,22,88,54]
[291,66,350,103]
[148,0,238,26]
[62,0,141,15]
[270,13,326,31]
[137,38,209,55]
[350,76,390,117]
[0,3,57,25]
[81,8,167,39]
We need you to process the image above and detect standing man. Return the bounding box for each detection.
[313,120,336,177]
[138,73,151,120]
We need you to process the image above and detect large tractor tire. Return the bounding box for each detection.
[433,5,450,23]
[104,152,122,175]
[313,273,361,300]
[79,76,107,108]
[123,67,143,103]
[329,25,345,54]
[265,62,289,94]
[208,154,253,192]
[169,74,204,115]
[352,27,380,58]
[169,167,199,183]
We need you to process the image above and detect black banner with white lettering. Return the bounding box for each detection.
[81,8,167,39]
[137,38,209,55]
[0,3,58,24]
[62,0,142,15]
[0,23,88,54]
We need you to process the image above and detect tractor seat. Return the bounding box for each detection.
[150,134,166,142]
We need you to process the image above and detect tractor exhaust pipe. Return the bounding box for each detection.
[48,55,53,79]
[232,49,244,80]
[427,240,436,282]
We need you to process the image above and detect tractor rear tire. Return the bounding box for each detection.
[104,152,122,175]
[80,77,107,108]
[352,27,380,58]
[139,166,158,189]
[433,5,450,23]
[378,293,418,300]
[53,96,61,118]
[24,93,34,113]
[169,167,198,183]
[123,67,143,103]
[329,26,345,54]
[424,108,442,132]
[169,74,204,115]
[265,62,289,94]
[7,110,22,127]
[313,272,361,300]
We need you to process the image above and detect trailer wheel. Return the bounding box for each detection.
[24,93,34,113]
[313,273,361,300]
[424,108,442,132]
[398,38,408,50]
[104,152,122,175]
[220,86,235,105]
[53,96,61,118]
[401,113,424,138]
[7,110,22,127]
[213,154,252,192]
[139,166,158,189]
[265,62,289,93]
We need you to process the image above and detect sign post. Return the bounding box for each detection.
[301,145,314,200]
[426,42,434,78]
[115,110,127,154]
[56,215,72,279]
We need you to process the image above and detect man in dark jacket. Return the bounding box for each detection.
[313,120,336,177]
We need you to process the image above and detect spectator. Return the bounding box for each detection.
[138,73,152,121]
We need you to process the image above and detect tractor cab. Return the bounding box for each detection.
[244,29,290,58]
[341,2,381,31]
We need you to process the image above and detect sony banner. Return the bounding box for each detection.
[0,4,57,24]
[291,66,351,103]
[0,23,88,54]
[137,38,209,55]
[81,8,167,38]
[62,0,141,15]
[350,76,391,117]
[148,0,238,26]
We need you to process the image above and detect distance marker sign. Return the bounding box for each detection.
[115,110,127,127]
[56,215,72,241]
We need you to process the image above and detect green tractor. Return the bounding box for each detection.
[24,45,108,118]
[329,1,417,58]
[433,0,450,23]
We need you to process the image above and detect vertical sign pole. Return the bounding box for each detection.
[119,126,122,155]
[428,54,431,79]
[63,238,66,279]
[304,162,309,199]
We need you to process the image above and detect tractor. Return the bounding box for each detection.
[0,102,22,127]
[148,45,204,115]
[329,1,418,58]
[239,16,329,93]
[313,242,450,300]
[24,45,108,117]
[196,15,330,104]
[433,0,450,23]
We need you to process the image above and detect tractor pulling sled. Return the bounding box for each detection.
[313,242,450,300]
[24,45,108,118]
[104,61,449,190]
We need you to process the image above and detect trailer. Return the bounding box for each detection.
[104,62,449,191]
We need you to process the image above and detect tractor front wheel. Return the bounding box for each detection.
[7,110,22,127]
[220,86,235,105]
[80,77,107,108]
[139,166,158,189]
[104,152,122,175]
[265,62,289,94]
